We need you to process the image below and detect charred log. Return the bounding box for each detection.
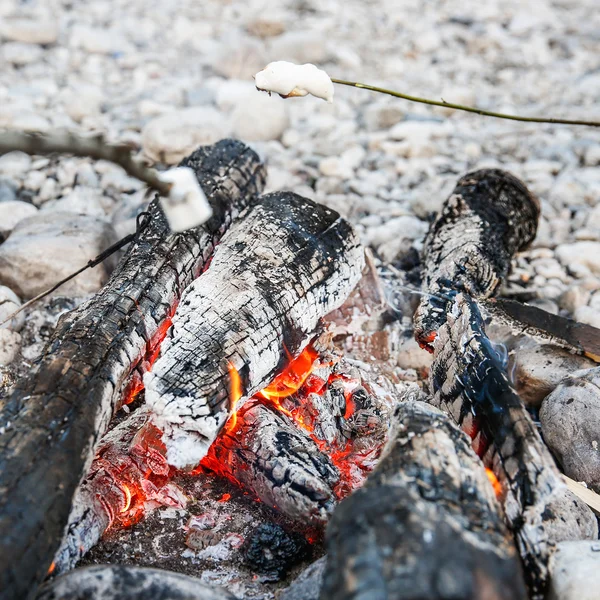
[37,565,237,600]
[144,192,364,469]
[483,297,600,361]
[0,139,266,600]
[428,294,598,597]
[321,399,527,600]
[414,169,539,349]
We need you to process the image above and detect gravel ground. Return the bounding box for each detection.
[1,0,600,594]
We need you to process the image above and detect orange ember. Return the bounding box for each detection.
[486,467,503,498]
[47,561,56,576]
[259,346,319,401]
[218,493,231,502]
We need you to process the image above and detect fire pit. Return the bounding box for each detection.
[2,140,599,600]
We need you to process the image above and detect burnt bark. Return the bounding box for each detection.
[0,139,266,600]
[414,169,539,349]
[144,192,364,469]
[428,294,598,597]
[37,565,237,600]
[321,399,527,600]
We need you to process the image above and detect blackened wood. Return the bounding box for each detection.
[428,294,598,597]
[37,565,237,600]
[144,192,364,469]
[485,297,600,362]
[414,169,539,349]
[321,399,527,600]
[0,139,266,600]
[204,399,340,523]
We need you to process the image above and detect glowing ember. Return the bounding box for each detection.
[486,467,503,498]
[259,346,319,400]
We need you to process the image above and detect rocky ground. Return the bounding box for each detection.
[1,0,600,595]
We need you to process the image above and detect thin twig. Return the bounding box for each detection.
[0,130,172,195]
[331,78,600,127]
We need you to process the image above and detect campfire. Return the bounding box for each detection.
[1,140,599,600]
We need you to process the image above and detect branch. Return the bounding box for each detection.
[0,130,172,195]
[331,78,600,127]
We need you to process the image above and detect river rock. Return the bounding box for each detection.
[0,285,24,331]
[555,242,600,275]
[141,107,231,164]
[512,345,596,408]
[0,17,59,45]
[0,200,38,240]
[0,329,21,365]
[231,92,289,141]
[0,212,117,299]
[547,541,600,600]
[540,366,600,493]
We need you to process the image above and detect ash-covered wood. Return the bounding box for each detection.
[204,399,340,523]
[0,139,266,600]
[321,399,527,600]
[540,366,600,494]
[414,169,539,349]
[37,565,237,600]
[428,294,598,597]
[144,192,364,469]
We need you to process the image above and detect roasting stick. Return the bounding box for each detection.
[254,61,600,127]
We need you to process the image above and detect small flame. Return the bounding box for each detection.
[225,362,244,432]
[47,561,56,575]
[485,467,502,498]
[259,346,319,401]
[218,493,231,502]
[120,484,133,513]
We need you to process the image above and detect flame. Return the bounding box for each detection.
[120,484,133,513]
[47,561,56,575]
[224,362,244,432]
[259,346,319,400]
[485,467,502,498]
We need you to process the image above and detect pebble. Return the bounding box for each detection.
[0,212,117,299]
[231,92,289,142]
[0,152,31,177]
[512,345,595,408]
[0,200,38,240]
[141,107,231,164]
[574,306,600,329]
[0,17,59,45]
[40,188,107,219]
[555,242,600,275]
[0,329,21,365]
[0,285,24,331]
[547,541,600,600]
[1,42,43,65]
[268,30,330,64]
[540,366,600,493]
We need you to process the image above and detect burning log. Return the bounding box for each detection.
[0,139,267,599]
[540,366,600,494]
[321,398,527,600]
[414,169,539,349]
[203,399,340,523]
[428,293,598,597]
[144,192,364,469]
[37,565,237,600]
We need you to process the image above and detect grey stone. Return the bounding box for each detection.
[141,107,231,165]
[231,92,289,141]
[0,329,21,365]
[555,242,600,275]
[1,41,43,65]
[540,366,600,493]
[547,541,600,600]
[268,30,330,64]
[0,152,31,177]
[0,200,38,240]
[0,285,24,331]
[512,345,595,408]
[0,17,59,45]
[0,212,117,299]
[0,179,18,203]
